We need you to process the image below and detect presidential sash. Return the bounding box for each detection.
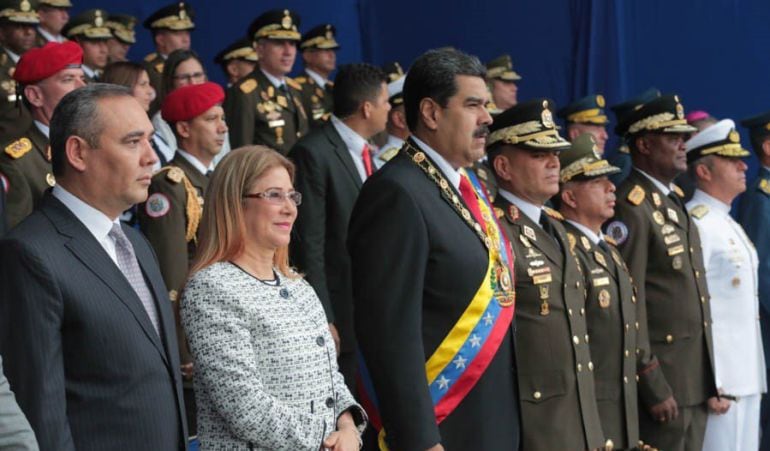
[358,142,516,450]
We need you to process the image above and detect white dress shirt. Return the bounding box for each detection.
[34,120,49,138]
[36,26,64,43]
[636,168,674,196]
[176,149,213,175]
[411,136,460,190]
[52,185,120,265]
[331,115,370,182]
[305,68,328,88]
[260,68,284,89]
[497,189,543,226]
[566,220,604,244]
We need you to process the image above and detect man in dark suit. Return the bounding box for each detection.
[290,63,389,390]
[348,48,519,451]
[0,83,187,450]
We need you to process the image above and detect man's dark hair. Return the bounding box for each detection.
[50,83,132,176]
[749,131,770,158]
[403,48,486,131]
[332,63,388,119]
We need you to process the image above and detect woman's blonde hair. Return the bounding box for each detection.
[190,146,298,278]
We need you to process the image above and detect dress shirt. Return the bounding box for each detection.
[331,115,370,182]
[411,135,460,190]
[260,68,284,89]
[636,168,674,196]
[566,220,604,244]
[497,189,542,225]
[305,68,328,88]
[176,149,213,175]
[34,120,49,138]
[36,26,64,43]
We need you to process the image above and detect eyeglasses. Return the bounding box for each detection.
[173,71,206,83]
[244,188,302,206]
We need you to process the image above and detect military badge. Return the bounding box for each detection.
[672,255,683,270]
[594,251,607,268]
[166,167,184,183]
[4,138,32,159]
[605,220,629,245]
[240,79,257,94]
[539,285,550,315]
[580,236,591,251]
[666,208,679,224]
[667,244,685,256]
[145,193,171,218]
[46,173,55,187]
[664,234,680,245]
[760,179,770,196]
[592,277,610,287]
[567,233,577,252]
[627,185,645,205]
[652,211,665,225]
[523,225,537,241]
[598,289,611,308]
[507,204,519,221]
[661,224,675,235]
[652,192,662,207]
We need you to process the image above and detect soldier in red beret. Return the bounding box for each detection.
[137,80,227,444]
[0,40,84,227]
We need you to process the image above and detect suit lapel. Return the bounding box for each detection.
[41,196,170,366]
[326,123,363,189]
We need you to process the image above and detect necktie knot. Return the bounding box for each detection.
[597,239,611,253]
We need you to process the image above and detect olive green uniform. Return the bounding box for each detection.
[0,123,51,228]
[295,70,333,128]
[224,68,309,155]
[0,50,31,141]
[495,197,605,451]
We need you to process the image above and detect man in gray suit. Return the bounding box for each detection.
[0,355,38,450]
[0,84,187,450]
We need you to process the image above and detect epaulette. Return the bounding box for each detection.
[239,78,257,94]
[285,77,302,91]
[759,179,770,196]
[627,185,645,205]
[604,236,617,246]
[4,137,32,159]
[672,184,684,198]
[689,204,709,219]
[378,146,399,162]
[566,233,577,252]
[143,52,157,62]
[294,76,307,84]
[154,62,164,74]
[543,206,564,221]
[165,166,184,183]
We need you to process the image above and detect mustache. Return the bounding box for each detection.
[473,125,490,138]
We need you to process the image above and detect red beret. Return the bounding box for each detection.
[161,82,225,123]
[13,41,83,85]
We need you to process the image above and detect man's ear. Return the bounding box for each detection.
[419,98,440,131]
[23,85,44,108]
[175,121,192,139]
[65,135,90,173]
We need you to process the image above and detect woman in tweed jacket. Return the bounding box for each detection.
[181,146,366,451]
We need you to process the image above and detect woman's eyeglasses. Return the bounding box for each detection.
[243,188,302,206]
[173,71,206,83]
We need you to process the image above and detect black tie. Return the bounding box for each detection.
[668,191,684,210]
[539,214,558,244]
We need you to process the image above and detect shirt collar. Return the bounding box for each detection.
[34,120,49,138]
[5,48,19,63]
[176,149,212,175]
[81,65,97,79]
[566,219,603,244]
[635,168,673,196]
[260,67,284,88]
[411,135,461,190]
[497,188,543,224]
[52,185,119,240]
[305,68,327,87]
[36,26,63,43]
[331,115,368,155]
[690,189,731,216]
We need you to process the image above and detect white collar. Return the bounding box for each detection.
[52,184,119,237]
[496,188,542,224]
[176,148,212,175]
[690,189,731,216]
[36,26,64,43]
[331,115,368,156]
[81,65,97,79]
[34,120,49,138]
[411,135,461,190]
[260,67,284,88]
[5,48,19,63]
[636,168,673,196]
[762,165,770,173]
[376,134,405,156]
[566,219,604,244]
[305,68,327,87]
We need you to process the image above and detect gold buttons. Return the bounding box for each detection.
[576,280,581,288]
[623,376,628,384]
[666,334,673,343]
[588,361,594,371]
[636,375,640,382]
[704,321,709,328]
[573,335,580,345]
[701,296,706,304]
[624,349,630,357]
[584,334,589,343]
[533,391,542,400]
[625,323,630,332]
[580,308,585,316]
[632,295,637,303]
[636,348,640,355]
[568,308,573,316]
[695,270,700,278]
[577,363,583,372]
[635,321,640,330]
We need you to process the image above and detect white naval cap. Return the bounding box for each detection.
[686,118,750,164]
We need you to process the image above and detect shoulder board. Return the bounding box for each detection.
[627,185,645,205]
[567,232,577,252]
[672,184,684,198]
[543,206,564,221]
[4,137,32,159]
[144,52,158,62]
[759,179,770,196]
[165,166,184,184]
[379,146,399,162]
[604,235,617,246]
[285,77,302,91]
[240,78,258,94]
[689,204,709,219]
[294,76,307,84]
[154,62,164,74]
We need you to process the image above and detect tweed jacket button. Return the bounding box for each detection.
[316,336,325,346]
[325,397,335,408]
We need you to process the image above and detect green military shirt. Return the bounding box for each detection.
[138,154,208,365]
[0,123,52,228]
[494,196,605,451]
[607,169,716,407]
[564,222,639,449]
[0,50,31,142]
[294,70,333,128]
[224,68,309,155]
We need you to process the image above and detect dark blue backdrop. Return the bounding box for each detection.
[78,0,770,174]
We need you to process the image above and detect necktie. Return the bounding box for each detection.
[361,144,374,177]
[459,173,486,232]
[667,191,684,210]
[597,239,612,254]
[280,83,293,104]
[109,224,160,335]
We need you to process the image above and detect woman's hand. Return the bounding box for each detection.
[322,424,360,451]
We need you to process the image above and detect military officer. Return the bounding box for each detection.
[62,10,111,82]
[214,37,258,87]
[296,23,338,128]
[0,0,37,140]
[557,94,610,154]
[605,94,716,451]
[34,0,70,46]
[685,119,765,451]
[485,53,521,114]
[0,40,84,228]
[557,133,639,450]
[488,99,605,451]
[105,14,137,63]
[141,1,194,101]
[737,110,770,451]
[224,9,309,155]
[138,81,227,445]
[373,64,407,168]
[608,88,661,187]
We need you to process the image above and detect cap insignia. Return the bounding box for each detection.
[728,130,739,143]
[541,108,554,129]
[675,103,684,120]
[596,94,605,107]
[20,0,30,12]
[94,10,103,27]
[281,10,292,29]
